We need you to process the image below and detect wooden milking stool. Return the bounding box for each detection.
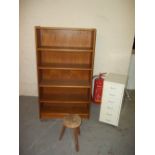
[59,114,81,152]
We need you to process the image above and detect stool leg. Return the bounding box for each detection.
[77,126,80,135]
[73,128,79,152]
[59,125,66,140]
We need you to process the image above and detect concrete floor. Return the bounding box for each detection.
[19,91,135,155]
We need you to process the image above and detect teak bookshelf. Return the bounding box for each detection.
[35,26,96,119]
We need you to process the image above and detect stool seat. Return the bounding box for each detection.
[63,114,81,128]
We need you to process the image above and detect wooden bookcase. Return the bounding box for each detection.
[35,26,96,119]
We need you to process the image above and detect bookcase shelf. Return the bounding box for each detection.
[39,80,91,88]
[35,26,96,119]
[40,103,89,118]
[37,47,93,52]
[40,94,89,103]
[38,63,92,70]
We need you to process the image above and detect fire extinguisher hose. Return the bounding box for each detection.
[92,73,106,79]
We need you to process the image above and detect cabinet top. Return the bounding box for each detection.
[35,26,96,31]
[105,73,127,84]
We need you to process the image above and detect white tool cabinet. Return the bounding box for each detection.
[99,73,127,126]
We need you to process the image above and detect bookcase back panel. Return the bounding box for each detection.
[40,87,90,96]
[40,87,90,104]
[41,103,88,113]
[38,51,92,66]
[40,70,91,81]
[37,29,94,49]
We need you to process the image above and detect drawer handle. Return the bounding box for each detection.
[107,106,113,109]
[105,119,111,122]
[109,93,115,96]
[108,100,114,103]
[106,113,112,116]
[110,87,116,90]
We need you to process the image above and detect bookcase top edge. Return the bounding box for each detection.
[35,26,96,31]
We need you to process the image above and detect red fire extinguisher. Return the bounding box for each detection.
[92,73,106,104]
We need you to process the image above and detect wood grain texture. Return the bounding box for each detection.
[35,26,96,119]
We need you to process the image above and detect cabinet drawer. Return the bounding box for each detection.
[99,102,120,126]
[100,103,119,116]
[103,82,124,100]
[100,115,119,126]
[102,89,124,101]
[104,103,121,112]
[102,98,122,108]
[104,81,124,92]
[100,106,120,124]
